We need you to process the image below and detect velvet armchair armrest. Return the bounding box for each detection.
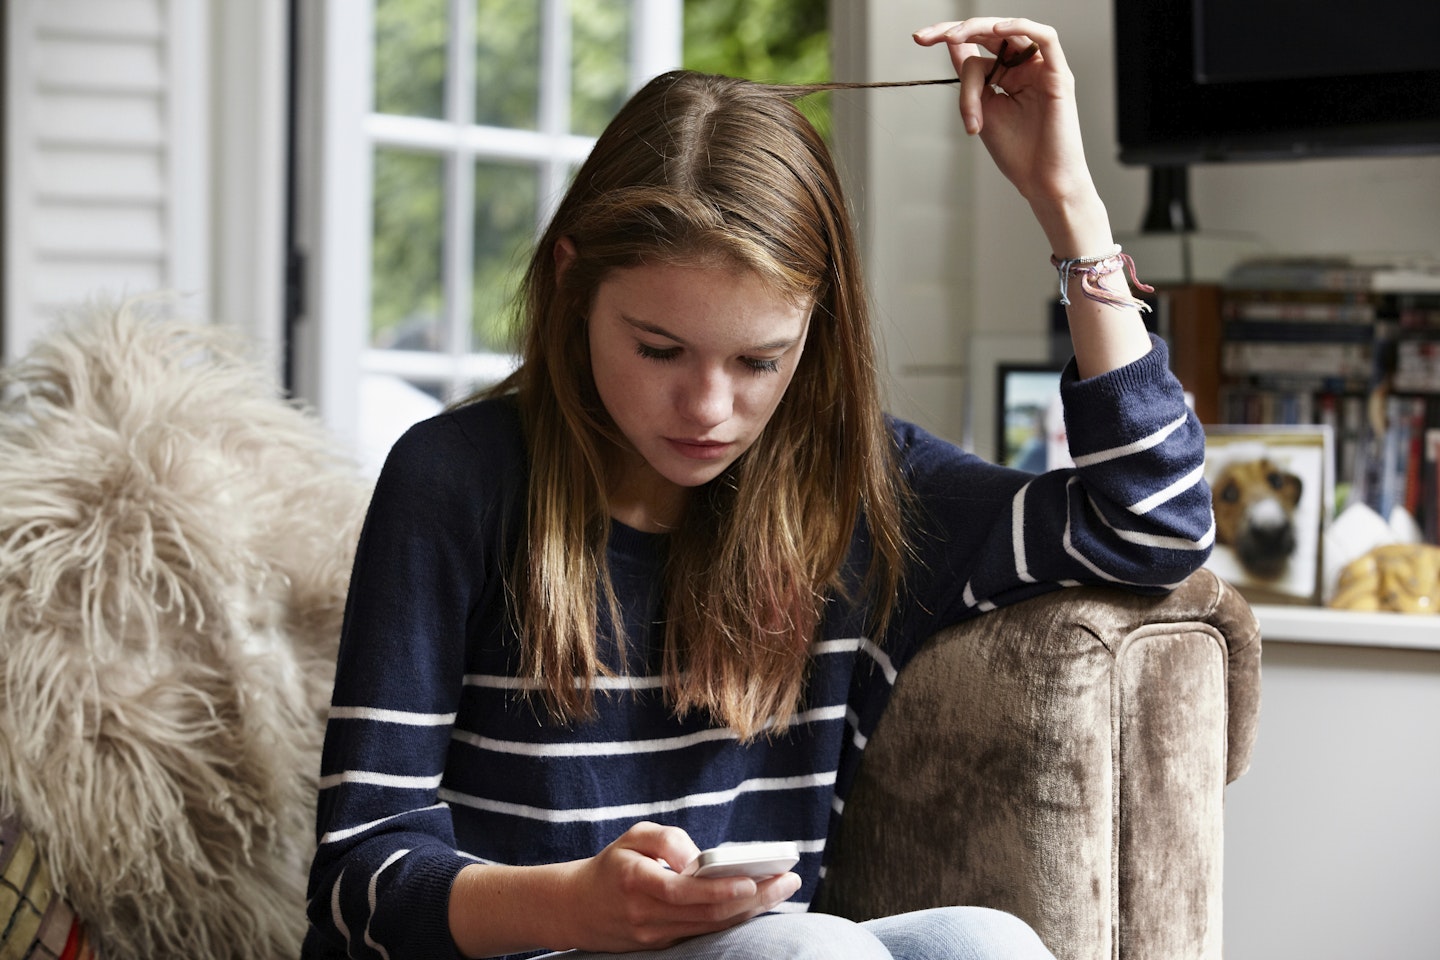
[815,568,1262,960]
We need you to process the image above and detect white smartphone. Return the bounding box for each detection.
[681,841,800,879]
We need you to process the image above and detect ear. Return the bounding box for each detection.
[554,236,578,284]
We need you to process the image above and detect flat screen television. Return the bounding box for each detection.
[1114,0,1440,167]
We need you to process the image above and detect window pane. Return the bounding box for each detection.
[472,161,539,353]
[372,148,447,351]
[474,0,541,129]
[570,0,632,136]
[374,0,447,118]
[682,0,832,138]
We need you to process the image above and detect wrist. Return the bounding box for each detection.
[1028,189,1114,260]
[449,861,578,958]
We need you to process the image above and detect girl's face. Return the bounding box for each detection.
[585,259,811,532]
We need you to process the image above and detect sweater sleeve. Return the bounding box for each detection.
[303,411,503,960]
[892,335,1214,648]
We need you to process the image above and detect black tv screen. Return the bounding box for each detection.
[1115,0,1440,165]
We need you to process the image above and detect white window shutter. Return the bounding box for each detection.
[3,0,209,363]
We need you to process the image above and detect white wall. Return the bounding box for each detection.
[831,0,976,446]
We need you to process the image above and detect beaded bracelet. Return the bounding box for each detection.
[1050,245,1155,312]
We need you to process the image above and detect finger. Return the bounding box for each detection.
[753,872,802,907]
[946,39,985,80]
[661,873,759,907]
[912,20,1003,57]
[958,48,993,135]
[916,18,1065,76]
[621,821,702,874]
[977,18,1067,76]
[665,870,799,911]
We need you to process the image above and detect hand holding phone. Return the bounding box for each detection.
[680,841,800,879]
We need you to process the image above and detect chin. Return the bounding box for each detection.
[659,460,732,489]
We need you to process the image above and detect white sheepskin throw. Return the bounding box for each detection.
[0,300,371,959]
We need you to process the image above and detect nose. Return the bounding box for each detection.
[678,367,732,427]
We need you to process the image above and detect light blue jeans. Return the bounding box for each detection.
[535,907,1057,959]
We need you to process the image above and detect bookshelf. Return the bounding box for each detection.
[1152,260,1440,642]
[1214,260,1440,545]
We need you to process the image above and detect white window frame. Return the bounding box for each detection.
[292,0,681,461]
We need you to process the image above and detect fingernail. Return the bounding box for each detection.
[964,115,980,135]
[770,875,801,904]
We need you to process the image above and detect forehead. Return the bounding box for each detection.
[594,261,811,344]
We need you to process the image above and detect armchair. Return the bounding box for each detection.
[816,568,1262,960]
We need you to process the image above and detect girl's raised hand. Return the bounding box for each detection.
[912,18,1097,216]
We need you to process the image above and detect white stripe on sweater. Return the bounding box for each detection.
[459,635,891,695]
[1012,481,1036,583]
[1129,463,1207,516]
[319,802,450,845]
[363,849,408,960]
[1064,480,1189,589]
[845,707,867,750]
[439,772,837,824]
[961,580,997,612]
[812,637,896,684]
[449,705,848,757]
[329,869,350,952]
[1085,490,1216,551]
[319,770,445,790]
[1070,412,1189,467]
[328,706,457,726]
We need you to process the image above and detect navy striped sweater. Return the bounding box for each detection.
[302,337,1214,960]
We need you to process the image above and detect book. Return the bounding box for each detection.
[1222,341,1375,379]
[1222,319,1375,343]
[1222,288,1379,323]
[1424,426,1440,544]
[1394,340,1440,393]
[1226,256,1440,293]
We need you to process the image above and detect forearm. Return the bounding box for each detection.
[448,861,581,958]
[1030,189,1153,380]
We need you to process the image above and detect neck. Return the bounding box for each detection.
[606,451,687,533]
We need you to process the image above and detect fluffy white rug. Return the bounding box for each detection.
[0,300,371,959]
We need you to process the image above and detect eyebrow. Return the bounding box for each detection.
[622,314,801,353]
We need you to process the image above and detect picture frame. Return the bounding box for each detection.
[1202,423,1334,605]
[995,362,1068,472]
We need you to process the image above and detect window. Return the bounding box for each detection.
[294,0,680,472]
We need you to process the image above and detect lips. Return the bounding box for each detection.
[665,437,734,461]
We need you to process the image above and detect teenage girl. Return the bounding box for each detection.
[304,18,1213,960]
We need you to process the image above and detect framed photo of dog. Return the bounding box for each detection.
[1203,424,1334,605]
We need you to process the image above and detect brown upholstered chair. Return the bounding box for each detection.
[816,567,1262,960]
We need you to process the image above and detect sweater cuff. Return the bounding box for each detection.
[396,852,472,960]
[1060,334,1189,457]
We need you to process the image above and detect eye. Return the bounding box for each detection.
[1267,471,1286,491]
[742,356,781,375]
[635,342,679,363]
[1220,481,1240,503]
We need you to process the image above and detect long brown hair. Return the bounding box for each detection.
[487,70,911,740]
